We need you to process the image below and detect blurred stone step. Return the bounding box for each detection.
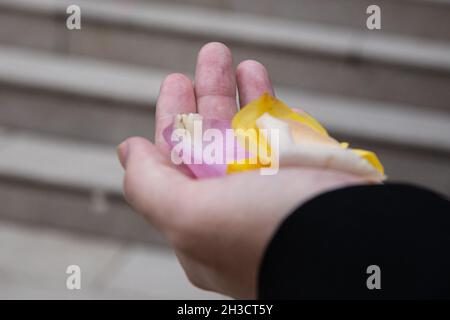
[146,0,450,42]
[0,50,449,198]
[1,46,449,153]
[0,221,225,299]
[0,127,448,250]
[0,128,166,245]
[0,46,160,145]
[1,0,450,110]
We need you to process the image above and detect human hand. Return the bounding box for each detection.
[117,42,366,299]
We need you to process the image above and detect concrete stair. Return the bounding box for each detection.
[0,221,225,299]
[0,46,159,144]
[0,126,448,244]
[2,45,449,149]
[0,127,166,244]
[148,0,450,42]
[0,0,449,243]
[0,46,448,194]
[1,0,450,111]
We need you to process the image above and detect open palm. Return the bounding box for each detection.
[117,42,364,299]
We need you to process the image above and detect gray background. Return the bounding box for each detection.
[0,0,449,299]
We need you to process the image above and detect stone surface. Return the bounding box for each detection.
[1,47,449,150]
[102,245,226,299]
[0,221,224,299]
[1,0,450,109]
[0,129,166,244]
[147,0,450,42]
[0,1,448,298]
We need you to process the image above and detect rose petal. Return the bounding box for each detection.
[163,117,249,178]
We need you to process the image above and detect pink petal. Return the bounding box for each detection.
[163,118,246,179]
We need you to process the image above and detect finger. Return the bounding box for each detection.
[195,42,237,120]
[155,73,196,154]
[236,60,274,108]
[117,136,192,230]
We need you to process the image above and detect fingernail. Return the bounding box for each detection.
[117,141,128,169]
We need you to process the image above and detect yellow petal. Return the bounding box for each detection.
[232,93,328,136]
[283,118,338,146]
[230,93,328,169]
[226,157,270,174]
[352,149,385,175]
[227,93,385,178]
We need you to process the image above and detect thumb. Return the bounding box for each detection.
[117,137,190,229]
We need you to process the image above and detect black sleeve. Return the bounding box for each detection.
[258,184,450,299]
